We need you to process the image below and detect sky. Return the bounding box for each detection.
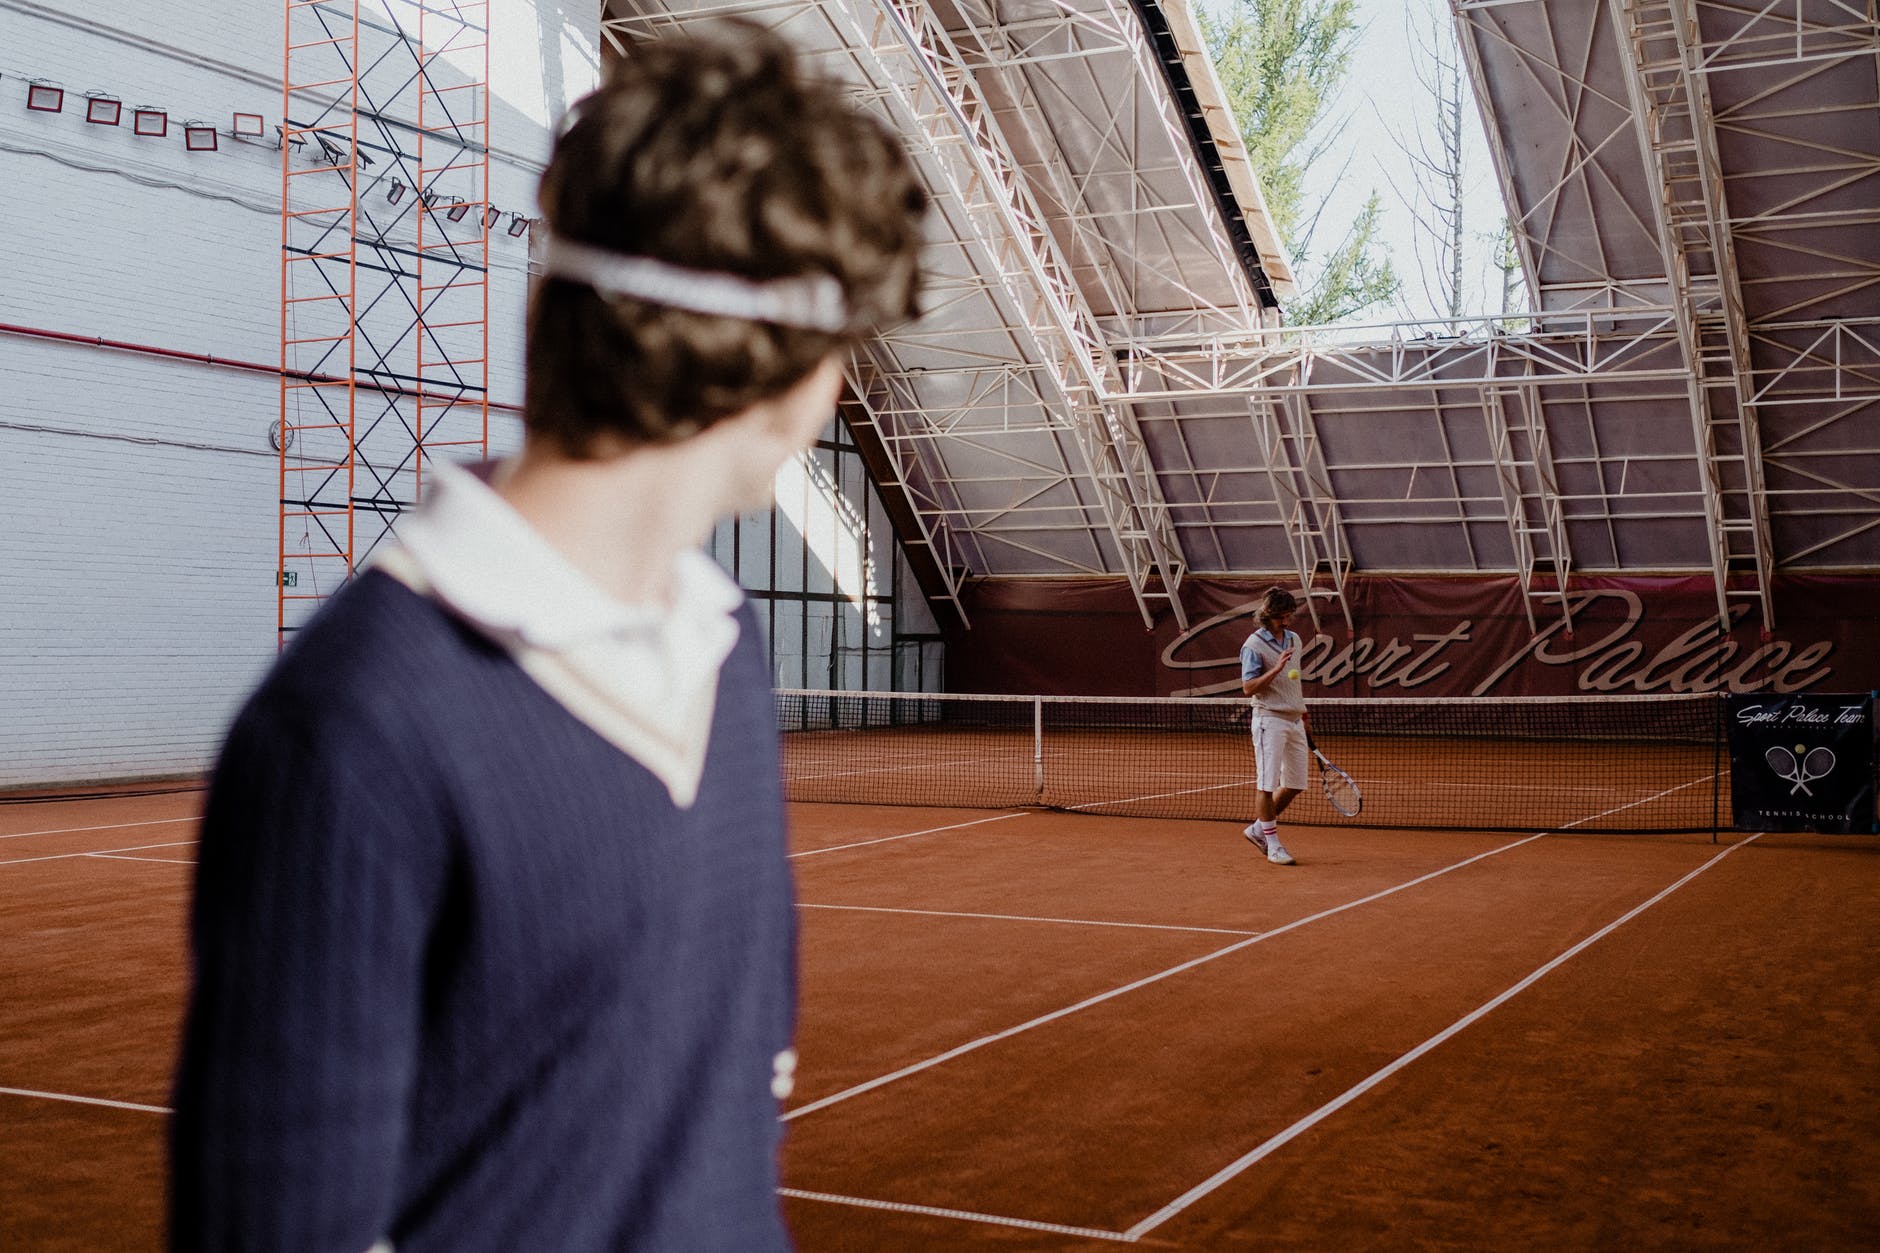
[1255,0,1516,328]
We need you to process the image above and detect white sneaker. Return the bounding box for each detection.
[1265,837,1297,866]
[1243,824,1268,853]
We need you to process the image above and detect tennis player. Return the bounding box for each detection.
[170,23,926,1252]
[1240,586,1306,865]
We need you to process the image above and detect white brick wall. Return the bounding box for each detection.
[0,2,937,788]
[0,1,576,788]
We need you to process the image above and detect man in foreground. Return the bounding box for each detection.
[171,23,926,1250]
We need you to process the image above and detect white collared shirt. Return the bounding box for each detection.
[372,458,744,808]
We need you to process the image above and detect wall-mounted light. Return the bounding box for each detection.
[386,178,406,204]
[232,112,265,139]
[84,93,121,126]
[445,198,470,222]
[26,81,64,112]
[506,213,531,238]
[420,188,439,208]
[133,107,167,137]
[274,124,306,153]
[315,135,346,165]
[184,121,218,152]
[483,205,502,228]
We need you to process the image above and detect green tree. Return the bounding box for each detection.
[1200,0,1399,324]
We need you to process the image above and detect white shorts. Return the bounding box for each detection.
[1252,715,1309,793]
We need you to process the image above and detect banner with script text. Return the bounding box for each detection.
[944,573,1880,700]
[1726,694,1877,834]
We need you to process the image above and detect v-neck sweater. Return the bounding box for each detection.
[170,570,796,1252]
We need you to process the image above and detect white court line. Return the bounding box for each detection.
[0,815,196,842]
[798,902,1259,937]
[0,1086,171,1115]
[1068,772,1722,810]
[1064,778,1243,809]
[790,812,1027,859]
[0,840,197,867]
[86,853,195,864]
[779,1189,1132,1243]
[782,831,1549,1122]
[1124,832,1761,1241]
[789,752,1019,785]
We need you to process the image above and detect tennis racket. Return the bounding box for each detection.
[1800,746,1835,790]
[1308,733,1362,817]
[1765,745,1801,791]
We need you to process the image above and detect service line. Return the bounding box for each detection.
[780,1188,1133,1242]
[798,902,1258,937]
[0,840,197,867]
[789,811,1028,859]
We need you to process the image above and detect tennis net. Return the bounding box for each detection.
[776,688,1727,834]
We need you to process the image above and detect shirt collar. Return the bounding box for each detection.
[386,458,743,650]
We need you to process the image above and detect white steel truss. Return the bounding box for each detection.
[596,0,1878,608]
[1250,390,1353,634]
[940,0,1268,329]
[844,341,976,625]
[1611,0,1775,631]
[1482,382,1574,633]
[824,0,1190,628]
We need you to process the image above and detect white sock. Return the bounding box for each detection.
[1261,821,1279,837]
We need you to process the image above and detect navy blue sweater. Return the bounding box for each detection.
[171,571,796,1251]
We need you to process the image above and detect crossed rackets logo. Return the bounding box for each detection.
[1766,743,1835,796]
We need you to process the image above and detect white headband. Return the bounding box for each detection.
[540,233,850,333]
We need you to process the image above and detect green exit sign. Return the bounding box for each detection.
[278,570,298,588]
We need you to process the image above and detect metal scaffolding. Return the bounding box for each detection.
[1611,0,1774,631]
[277,0,490,640]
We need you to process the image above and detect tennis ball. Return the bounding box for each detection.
[1287,668,1300,680]
[1795,743,1806,754]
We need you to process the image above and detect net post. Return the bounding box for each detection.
[1033,698,1044,802]
[1711,690,1722,844]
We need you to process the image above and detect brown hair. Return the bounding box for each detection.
[524,21,928,456]
[1257,586,1298,626]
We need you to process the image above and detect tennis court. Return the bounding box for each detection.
[6,781,1877,1250]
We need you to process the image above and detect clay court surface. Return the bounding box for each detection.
[4,787,1878,1250]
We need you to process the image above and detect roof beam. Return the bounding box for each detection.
[1483,382,1575,633]
[1250,389,1354,634]
[828,0,1190,628]
[1610,0,1777,632]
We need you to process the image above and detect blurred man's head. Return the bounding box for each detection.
[525,21,928,458]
